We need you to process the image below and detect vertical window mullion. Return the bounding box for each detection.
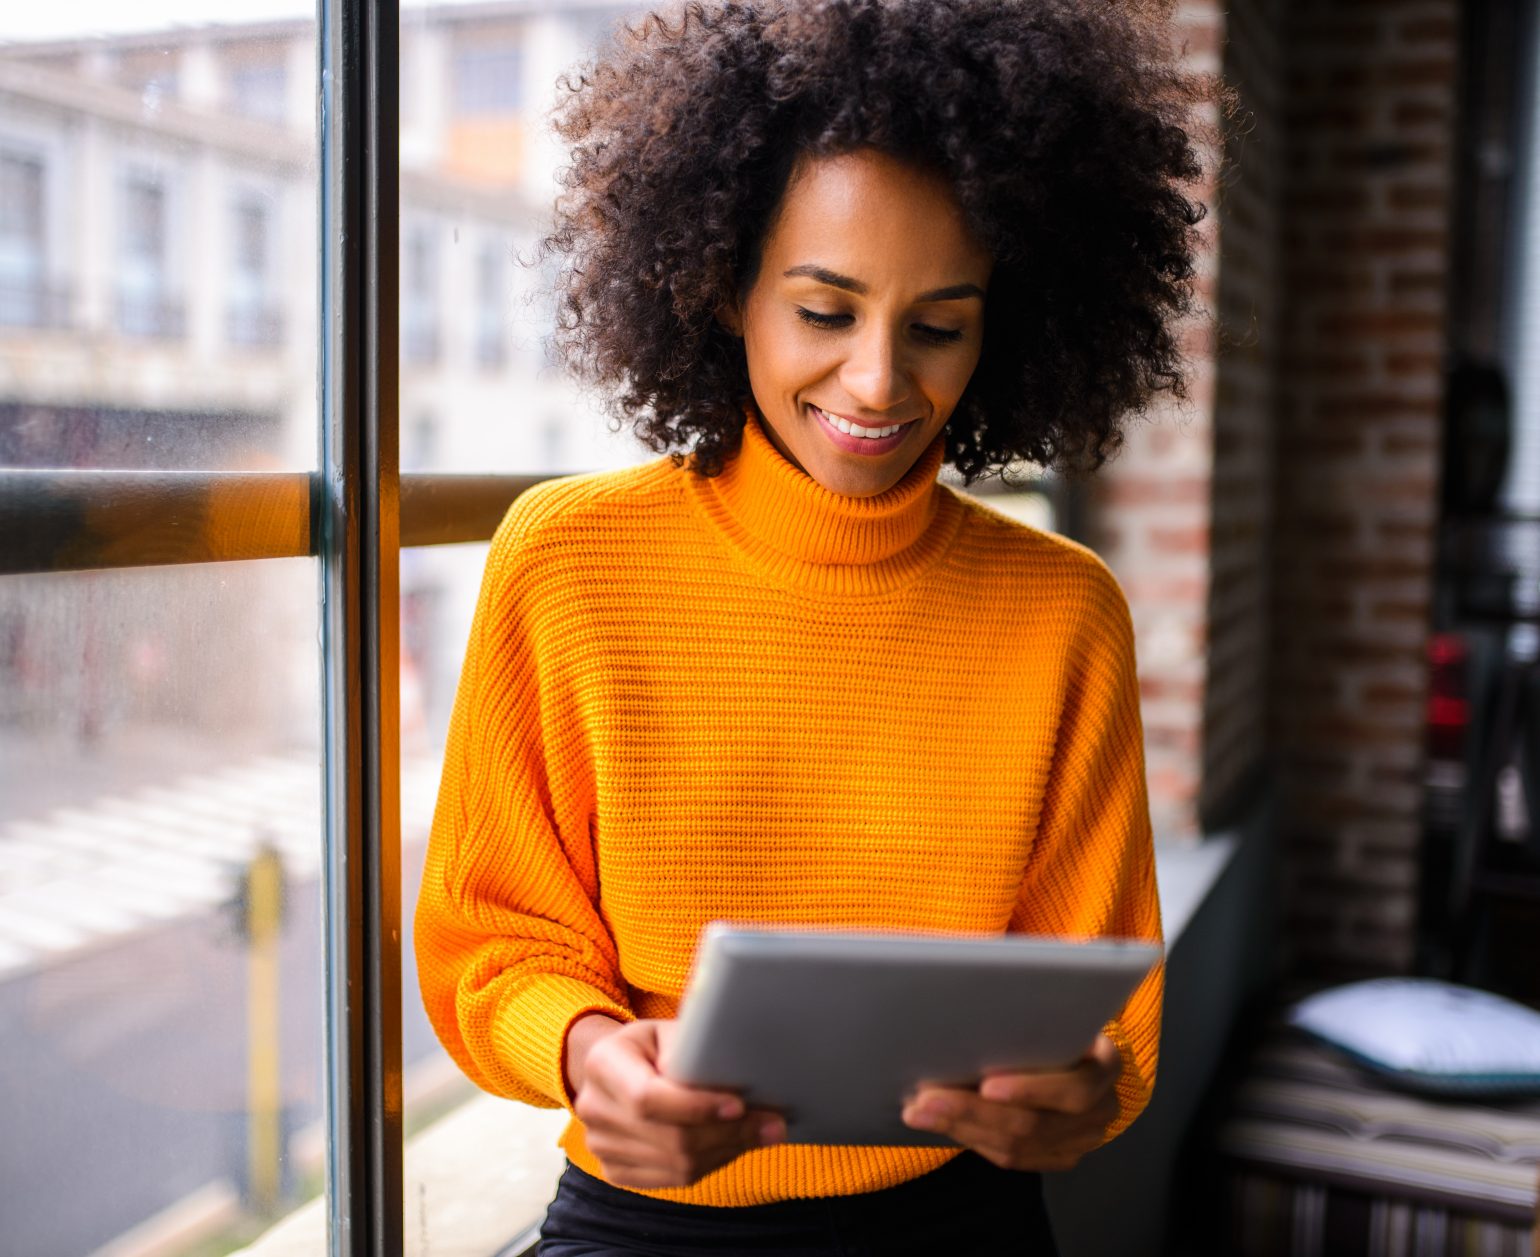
[320,0,401,1253]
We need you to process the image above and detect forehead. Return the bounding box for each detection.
[762,149,992,283]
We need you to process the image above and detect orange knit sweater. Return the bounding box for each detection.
[413,410,1164,1207]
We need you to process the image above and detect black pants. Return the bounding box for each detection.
[536,1154,1060,1256]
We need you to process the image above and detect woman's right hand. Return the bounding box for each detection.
[567,1014,786,1189]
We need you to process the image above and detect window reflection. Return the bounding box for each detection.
[0,150,54,329]
[228,61,288,126]
[118,168,181,339]
[0,24,318,472]
[403,220,442,367]
[1,12,326,1257]
[229,189,283,350]
[0,561,323,1257]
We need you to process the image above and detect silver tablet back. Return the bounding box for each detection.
[664,926,1161,1146]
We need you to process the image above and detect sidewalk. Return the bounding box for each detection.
[0,742,442,980]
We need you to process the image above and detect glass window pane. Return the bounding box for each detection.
[401,542,570,1256]
[1,9,328,1256]
[0,13,319,471]
[0,560,323,1257]
[398,3,648,477]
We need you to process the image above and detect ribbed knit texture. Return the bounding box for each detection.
[414,410,1164,1207]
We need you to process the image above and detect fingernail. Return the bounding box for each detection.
[717,1098,744,1120]
[979,1079,1010,1102]
[759,1118,785,1145]
[909,1099,953,1125]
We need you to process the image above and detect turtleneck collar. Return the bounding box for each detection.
[684,408,964,596]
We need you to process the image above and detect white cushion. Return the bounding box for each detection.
[1286,978,1540,1095]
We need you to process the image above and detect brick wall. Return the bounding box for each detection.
[1087,0,1224,845]
[1203,0,1283,832]
[1091,0,1456,975]
[1268,0,1456,973]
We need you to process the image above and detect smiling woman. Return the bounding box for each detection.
[543,0,1211,484]
[410,2,1213,1254]
[723,150,990,498]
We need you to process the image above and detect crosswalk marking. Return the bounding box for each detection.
[0,752,441,980]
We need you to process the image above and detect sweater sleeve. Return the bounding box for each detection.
[1009,559,1164,1144]
[412,502,633,1111]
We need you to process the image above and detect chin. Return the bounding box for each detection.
[810,462,900,499]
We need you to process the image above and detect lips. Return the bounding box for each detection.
[809,404,917,455]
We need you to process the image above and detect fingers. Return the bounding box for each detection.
[901,1085,1116,1172]
[575,1019,786,1189]
[976,1035,1123,1112]
[591,1024,746,1126]
[585,1103,784,1189]
[900,1037,1125,1172]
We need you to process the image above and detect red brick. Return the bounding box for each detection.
[1383,57,1456,88]
[1314,393,1431,422]
[1175,20,1224,59]
[1366,598,1431,625]
[1397,15,1458,44]
[1326,140,1447,170]
[1314,308,1442,338]
[1384,350,1443,374]
[1290,431,1370,458]
[1096,475,1211,507]
[1319,226,1447,253]
[1381,430,1439,458]
[1150,525,1212,554]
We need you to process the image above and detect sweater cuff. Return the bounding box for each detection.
[490,974,635,1111]
[1099,1018,1150,1142]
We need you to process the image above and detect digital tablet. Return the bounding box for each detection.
[661,924,1161,1146]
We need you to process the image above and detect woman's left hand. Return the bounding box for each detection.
[900,1033,1123,1172]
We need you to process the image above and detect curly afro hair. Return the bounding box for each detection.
[545,0,1213,481]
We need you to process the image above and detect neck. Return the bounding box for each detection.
[684,409,962,595]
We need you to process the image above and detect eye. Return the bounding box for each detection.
[795,307,851,330]
[797,307,965,347]
[913,323,964,346]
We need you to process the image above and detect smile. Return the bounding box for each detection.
[808,405,918,455]
[811,405,910,439]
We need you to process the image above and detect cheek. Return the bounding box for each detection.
[927,348,985,409]
[746,322,832,396]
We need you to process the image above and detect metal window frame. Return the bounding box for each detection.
[0,471,542,575]
[319,0,401,1251]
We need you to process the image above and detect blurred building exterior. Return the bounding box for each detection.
[0,2,640,748]
[0,5,633,475]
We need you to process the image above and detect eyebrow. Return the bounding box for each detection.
[782,264,985,303]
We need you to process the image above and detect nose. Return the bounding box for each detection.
[838,325,912,413]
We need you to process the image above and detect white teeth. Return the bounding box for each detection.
[816,406,904,439]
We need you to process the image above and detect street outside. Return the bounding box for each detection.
[0,728,455,1257]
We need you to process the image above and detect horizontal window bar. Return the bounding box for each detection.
[398,473,547,546]
[0,470,546,574]
[0,470,313,574]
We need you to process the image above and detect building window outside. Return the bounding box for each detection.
[228,193,283,349]
[0,151,60,330]
[403,223,440,366]
[228,62,288,126]
[475,240,506,369]
[117,49,179,110]
[451,44,523,115]
[117,172,183,339]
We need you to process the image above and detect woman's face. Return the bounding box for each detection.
[729,148,993,499]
